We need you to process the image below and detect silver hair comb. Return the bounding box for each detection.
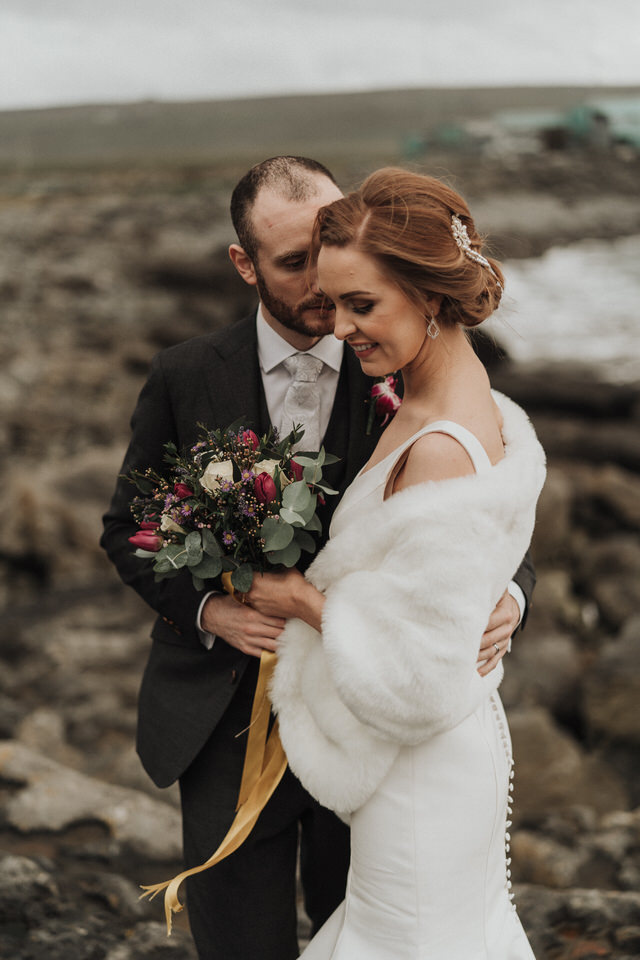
[451,214,502,289]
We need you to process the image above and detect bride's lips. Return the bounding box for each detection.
[349,341,378,359]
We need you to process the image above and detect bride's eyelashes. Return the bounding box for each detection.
[350,301,375,315]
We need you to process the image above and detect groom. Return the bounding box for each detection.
[101,156,535,960]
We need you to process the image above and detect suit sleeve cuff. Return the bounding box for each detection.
[507,580,526,651]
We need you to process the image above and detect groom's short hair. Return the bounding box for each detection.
[230,156,338,263]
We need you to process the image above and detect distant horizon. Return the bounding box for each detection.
[3,80,640,117]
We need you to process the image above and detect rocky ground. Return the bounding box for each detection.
[1,152,640,958]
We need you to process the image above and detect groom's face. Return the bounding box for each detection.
[250,177,343,339]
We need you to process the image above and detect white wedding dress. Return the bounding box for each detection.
[300,421,535,960]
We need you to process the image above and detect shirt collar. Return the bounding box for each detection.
[256,305,343,374]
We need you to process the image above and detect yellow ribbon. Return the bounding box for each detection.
[139,650,287,935]
[220,570,235,597]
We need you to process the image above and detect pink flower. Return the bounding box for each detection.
[290,458,304,482]
[371,376,402,426]
[129,528,162,552]
[240,429,260,450]
[173,482,193,500]
[140,520,160,530]
[254,472,277,504]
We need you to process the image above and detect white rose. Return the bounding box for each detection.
[254,458,280,478]
[160,514,187,534]
[200,459,234,494]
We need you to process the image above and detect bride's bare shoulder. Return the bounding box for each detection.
[391,433,476,494]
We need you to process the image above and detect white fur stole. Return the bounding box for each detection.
[271,393,546,817]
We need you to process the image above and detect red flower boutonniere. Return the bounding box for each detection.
[366,375,402,435]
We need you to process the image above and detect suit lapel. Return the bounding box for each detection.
[202,315,270,434]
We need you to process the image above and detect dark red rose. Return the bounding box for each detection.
[290,458,304,482]
[173,483,194,500]
[254,472,277,504]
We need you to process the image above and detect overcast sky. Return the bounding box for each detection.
[1,0,638,111]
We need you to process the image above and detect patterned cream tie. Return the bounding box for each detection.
[281,353,324,451]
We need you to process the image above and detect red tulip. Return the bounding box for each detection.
[290,458,304,482]
[129,529,162,552]
[140,520,160,530]
[240,429,260,450]
[254,472,277,504]
[173,483,193,500]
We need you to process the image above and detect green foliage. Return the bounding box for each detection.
[261,516,294,551]
[129,420,340,591]
[231,564,254,592]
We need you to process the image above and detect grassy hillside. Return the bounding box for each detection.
[1,85,638,171]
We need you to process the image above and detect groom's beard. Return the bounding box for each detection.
[254,267,335,339]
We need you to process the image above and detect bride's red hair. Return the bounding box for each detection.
[310,168,503,328]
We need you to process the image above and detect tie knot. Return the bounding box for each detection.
[283,353,323,383]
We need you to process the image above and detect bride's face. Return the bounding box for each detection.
[317,244,435,376]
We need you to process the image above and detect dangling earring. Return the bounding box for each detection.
[426,314,440,339]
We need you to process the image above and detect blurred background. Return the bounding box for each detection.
[1,3,639,958]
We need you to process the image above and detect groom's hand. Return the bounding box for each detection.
[476,590,520,677]
[200,594,286,659]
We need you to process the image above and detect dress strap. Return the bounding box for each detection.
[384,420,493,495]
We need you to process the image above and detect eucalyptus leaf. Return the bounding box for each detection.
[231,564,255,593]
[192,575,205,591]
[314,482,339,495]
[261,516,294,551]
[221,556,236,572]
[296,494,317,525]
[305,513,322,533]
[154,569,180,581]
[290,454,317,467]
[185,531,203,565]
[191,555,223,580]
[302,464,319,484]
[267,540,302,568]
[293,529,316,553]
[280,506,304,526]
[164,544,188,568]
[201,528,223,557]
[134,548,158,558]
[283,480,311,513]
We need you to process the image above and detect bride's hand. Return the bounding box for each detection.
[243,569,324,631]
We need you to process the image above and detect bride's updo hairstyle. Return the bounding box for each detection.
[311,168,504,328]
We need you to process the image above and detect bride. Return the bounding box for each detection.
[245,168,545,959]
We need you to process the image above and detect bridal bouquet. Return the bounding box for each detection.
[126,422,339,593]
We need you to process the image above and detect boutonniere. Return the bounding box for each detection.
[366,374,402,435]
